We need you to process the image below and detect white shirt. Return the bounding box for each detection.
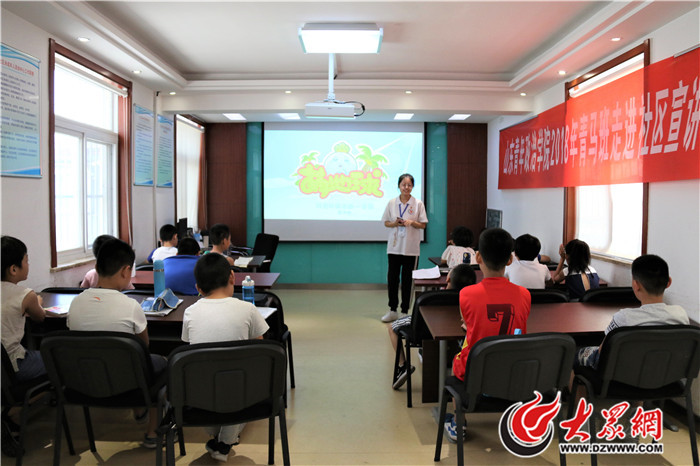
[152,246,178,262]
[505,259,552,289]
[1,281,32,371]
[441,245,477,268]
[381,196,428,256]
[68,288,147,335]
[182,297,269,344]
[606,303,689,334]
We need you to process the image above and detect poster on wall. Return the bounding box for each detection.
[1,43,41,177]
[499,47,699,189]
[156,114,174,187]
[133,104,154,186]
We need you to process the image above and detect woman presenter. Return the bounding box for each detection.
[380,173,428,322]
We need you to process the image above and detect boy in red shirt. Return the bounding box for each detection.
[446,228,531,441]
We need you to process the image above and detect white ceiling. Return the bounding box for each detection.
[3,1,698,123]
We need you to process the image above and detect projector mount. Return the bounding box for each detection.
[308,53,365,117]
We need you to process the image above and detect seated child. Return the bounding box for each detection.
[441,226,477,268]
[1,236,46,382]
[445,228,531,442]
[576,254,689,368]
[81,234,135,289]
[505,234,552,289]
[150,224,179,262]
[204,223,235,266]
[552,239,600,299]
[390,263,477,390]
[164,237,201,295]
[68,238,166,448]
[181,253,269,462]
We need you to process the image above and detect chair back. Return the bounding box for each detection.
[581,286,639,304]
[252,233,280,272]
[411,290,460,342]
[1,344,20,405]
[528,288,569,303]
[40,331,155,405]
[463,332,576,406]
[40,287,85,294]
[166,340,287,424]
[256,291,288,339]
[597,325,700,394]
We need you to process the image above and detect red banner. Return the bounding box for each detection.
[499,48,699,189]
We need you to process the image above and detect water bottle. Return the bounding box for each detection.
[514,328,522,335]
[153,259,166,297]
[242,275,255,304]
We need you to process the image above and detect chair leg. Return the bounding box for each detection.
[62,413,75,455]
[177,426,185,456]
[588,396,598,466]
[83,406,96,452]
[53,405,64,466]
[278,400,290,466]
[268,415,275,465]
[165,427,176,466]
[434,388,449,461]
[405,340,412,408]
[685,392,699,466]
[393,335,403,384]
[557,406,567,466]
[286,334,295,389]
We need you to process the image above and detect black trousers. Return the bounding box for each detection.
[387,254,418,314]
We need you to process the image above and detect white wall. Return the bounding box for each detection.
[0,8,173,289]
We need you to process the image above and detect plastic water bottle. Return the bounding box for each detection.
[514,328,522,335]
[242,275,255,304]
[153,260,165,297]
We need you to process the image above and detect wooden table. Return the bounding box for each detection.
[414,272,606,291]
[418,301,629,404]
[131,270,280,290]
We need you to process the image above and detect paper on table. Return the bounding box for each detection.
[142,298,183,316]
[45,306,68,315]
[412,266,441,279]
[256,307,277,319]
[234,256,253,267]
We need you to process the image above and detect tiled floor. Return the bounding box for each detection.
[5,288,698,465]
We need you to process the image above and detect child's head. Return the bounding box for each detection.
[194,253,232,295]
[451,226,473,248]
[632,254,670,296]
[209,224,231,247]
[514,234,541,261]
[159,224,178,245]
[96,238,135,279]
[564,239,591,273]
[177,237,201,256]
[92,234,117,259]
[1,235,28,282]
[447,263,477,291]
[477,228,514,271]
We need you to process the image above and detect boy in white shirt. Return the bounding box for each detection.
[504,234,551,289]
[150,224,179,262]
[440,226,477,268]
[182,253,269,462]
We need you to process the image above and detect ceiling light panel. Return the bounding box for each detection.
[299,23,383,53]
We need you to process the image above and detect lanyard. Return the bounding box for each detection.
[398,201,410,219]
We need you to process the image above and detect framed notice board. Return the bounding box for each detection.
[486,209,502,228]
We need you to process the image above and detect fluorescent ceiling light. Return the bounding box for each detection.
[299,23,383,53]
[279,113,301,120]
[448,114,471,121]
[223,113,246,121]
[394,113,414,120]
[77,36,90,42]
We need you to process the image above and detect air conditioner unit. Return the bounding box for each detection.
[305,101,356,118]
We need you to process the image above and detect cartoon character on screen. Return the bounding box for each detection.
[323,141,357,175]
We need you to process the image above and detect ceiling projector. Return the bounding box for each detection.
[305,101,357,118]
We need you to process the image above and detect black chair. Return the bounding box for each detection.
[1,346,73,466]
[257,291,295,389]
[395,290,460,408]
[161,340,290,465]
[569,325,700,466]
[40,287,85,294]
[435,332,576,466]
[136,263,154,271]
[528,288,569,303]
[40,331,167,466]
[581,286,640,304]
[252,233,280,273]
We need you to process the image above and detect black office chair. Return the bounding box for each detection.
[569,325,700,466]
[1,345,73,466]
[252,233,280,273]
[135,263,154,271]
[161,340,290,466]
[40,331,168,466]
[40,287,85,294]
[435,332,576,466]
[528,288,569,303]
[394,290,460,408]
[580,286,640,304]
[257,291,295,389]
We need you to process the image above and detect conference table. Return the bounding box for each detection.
[131,270,280,290]
[418,301,630,404]
[414,271,606,290]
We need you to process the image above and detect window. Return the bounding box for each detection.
[49,40,131,267]
[564,41,649,261]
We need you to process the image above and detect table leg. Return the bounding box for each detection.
[431,340,448,423]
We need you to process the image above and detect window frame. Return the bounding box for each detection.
[563,40,650,260]
[49,39,132,268]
